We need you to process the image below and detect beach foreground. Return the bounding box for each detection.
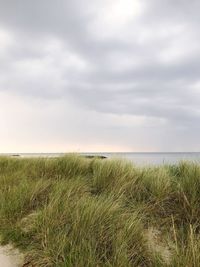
[0,245,23,267]
[0,155,200,266]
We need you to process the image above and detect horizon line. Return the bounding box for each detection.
[1,151,200,154]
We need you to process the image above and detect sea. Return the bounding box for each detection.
[2,152,200,165]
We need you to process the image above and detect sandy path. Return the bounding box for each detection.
[0,245,24,267]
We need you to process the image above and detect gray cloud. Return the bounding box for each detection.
[0,0,200,152]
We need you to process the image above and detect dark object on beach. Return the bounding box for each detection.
[84,155,107,159]
[11,154,20,157]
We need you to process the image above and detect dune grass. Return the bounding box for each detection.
[0,155,200,266]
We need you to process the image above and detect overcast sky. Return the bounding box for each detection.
[0,0,200,152]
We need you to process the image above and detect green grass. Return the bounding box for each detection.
[0,155,200,266]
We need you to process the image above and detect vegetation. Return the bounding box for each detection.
[0,155,200,266]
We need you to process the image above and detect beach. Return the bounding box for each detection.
[0,246,23,267]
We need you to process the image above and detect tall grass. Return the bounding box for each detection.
[0,155,200,266]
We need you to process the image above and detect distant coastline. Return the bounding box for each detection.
[1,152,200,165]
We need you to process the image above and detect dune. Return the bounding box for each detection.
[1,155,200,266]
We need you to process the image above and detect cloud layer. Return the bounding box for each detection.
[0,0,200,152]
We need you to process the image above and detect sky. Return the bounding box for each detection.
[0,0,200,153]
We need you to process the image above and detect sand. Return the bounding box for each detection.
[0,245,24,267]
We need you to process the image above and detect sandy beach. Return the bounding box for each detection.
[0,246,23,267]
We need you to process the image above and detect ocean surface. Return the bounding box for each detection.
[2,152,200,165]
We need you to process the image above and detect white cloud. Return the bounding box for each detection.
[89,0,145,39]
[0,28,13,53]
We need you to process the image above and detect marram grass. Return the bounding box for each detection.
[0,155,200,266]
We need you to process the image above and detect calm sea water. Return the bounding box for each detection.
[82,152,200,165]
[2,152,200,165]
